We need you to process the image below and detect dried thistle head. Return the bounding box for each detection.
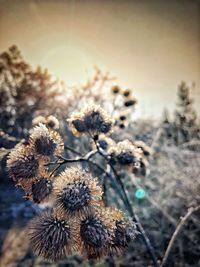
[46,115,60,130]
[25,174,53,204]
[30,210,79,261]
[7,144,45,188]
[30,123,64,160]
[54,167,103,218]
[108,140,143,172]
[68,104,113,138]
[80,208,116,259]
[108,208,137,254]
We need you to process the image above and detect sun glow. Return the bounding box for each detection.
[41,45,94,85]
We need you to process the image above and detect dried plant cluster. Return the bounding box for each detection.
[161,82,200,147]
[6,104,151,261]
[2,46,199,267]
[0,46,66,139]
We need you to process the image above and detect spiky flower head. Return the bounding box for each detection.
[25,174,53,204]
[30,210,79,261]
[54,167,103,218]
[68,104,113,138]
[108,140,143,172]
[108,208,137,254]
[80,208,116,258]
[30,123,64,160]
[7,144,45,189]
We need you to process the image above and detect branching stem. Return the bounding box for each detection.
[95,142,159,267]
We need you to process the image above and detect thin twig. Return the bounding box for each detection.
[47,150,99,176]
[112,169,159,267]
[64,144,82,156]
[161,205,200,267]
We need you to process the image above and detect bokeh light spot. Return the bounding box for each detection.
[135,189,145,199]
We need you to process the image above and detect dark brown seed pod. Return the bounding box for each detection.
[29,211,79,261]
[108,209,137,255]
[108,140,143,171]
[7,144,45,188]
[54,167,103,218]
[68,105,113,137]
[30,123,64,160]
[29,176,53,203]
[80,209,115,259]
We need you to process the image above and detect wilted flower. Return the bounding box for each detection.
[80,209,115,258]
[30,211,79,261]
[108,140,143,172]
[54,167,103,218]
[30,123,64,160]
[108,208,137,254]
[68,104,113,138]
[7,144,45,188]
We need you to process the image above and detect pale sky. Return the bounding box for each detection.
[0,0,200,118]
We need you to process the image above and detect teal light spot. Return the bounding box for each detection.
[135,189,145,199]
